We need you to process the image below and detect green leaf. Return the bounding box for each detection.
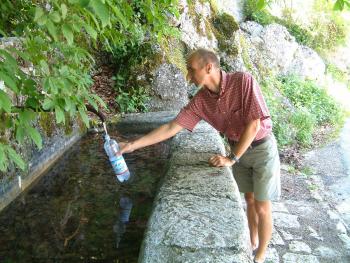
[7,48,31,62]
[78,106,90,127]
[55,105,65,124]
[84,24,97,40]
[109,4,128,27]
[0,90,12,113]
[0,28,7,37]
[0,49,18,69]
[16,126,25,144]
[62,24,74,45]
[40,60,50,75]
[25,98,40,109]
[19,110,36,124]
[0,71,18,92]
[256,0,267,10]
[37,14,48,26]
[87,96,98,111]
[61,3,68,19]
[42,98,54,110]
[34,6,44,22]
[0,144,7,172]
[89,1,110,28]
[28,127,43,149]
[334,0,344,10]
[92,94,107,109]
[50,11,61,23]
[46,20,58,41]
[79,0,90,7]
[7,146,26,170]
[345,0,350,8]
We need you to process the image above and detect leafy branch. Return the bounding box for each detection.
[0,0,180,172]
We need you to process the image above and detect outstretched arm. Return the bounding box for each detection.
[119,120,184,154]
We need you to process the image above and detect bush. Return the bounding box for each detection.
[290,108,316,146]
[278,75,344,125]
[261,75,344,147]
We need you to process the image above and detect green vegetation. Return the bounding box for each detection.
[244,0,348,53]
[0,0,180,172]
[261,75,345,147]
[279,75,344,125]
[327,63,349,84]
[211,13,239,56]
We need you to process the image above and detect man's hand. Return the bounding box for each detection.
[119,141,134,154]
[209,154,235,167]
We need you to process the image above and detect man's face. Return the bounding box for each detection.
[186,57,208,88]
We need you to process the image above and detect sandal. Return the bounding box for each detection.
[253,256,265,263]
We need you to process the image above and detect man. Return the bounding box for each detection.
[120,48,280,263]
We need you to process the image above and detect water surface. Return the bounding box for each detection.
[0,131,170,262]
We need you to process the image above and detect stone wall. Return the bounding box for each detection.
[114,112,251,263]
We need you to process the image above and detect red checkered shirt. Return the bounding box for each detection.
[174,71,272,142]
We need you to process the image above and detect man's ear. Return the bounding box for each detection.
[206,63,213,74]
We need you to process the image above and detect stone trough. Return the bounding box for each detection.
[114,111,251,263]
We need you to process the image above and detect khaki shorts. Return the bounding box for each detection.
[231,135,281,201]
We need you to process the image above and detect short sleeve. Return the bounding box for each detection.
[174,99,202,132]
[241,73,270,123]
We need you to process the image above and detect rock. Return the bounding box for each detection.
[148,63,189,111]
[327,210,340,220]
[289,241,312,253]
[308,226,323,241]
[282,253,319,263]
[273,212,300,229]
[280,229,302,240]
[314,246,339,258]
[272,202,289,213]
[336,221,347,234]
[265,247,280,263]
[271,228,285,246]
[239,21,325,81]
[286,45,325,81]
[338,233,350,250]
[216,0,245,23]
[177,0,218,50]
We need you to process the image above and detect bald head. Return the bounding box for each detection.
[187,48,220,69]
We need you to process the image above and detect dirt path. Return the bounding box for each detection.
[265,118,350,262]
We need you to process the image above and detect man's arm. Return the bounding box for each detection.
[209,118,261,167]
[119,120,184,154]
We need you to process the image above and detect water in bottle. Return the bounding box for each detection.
[104,134,130,182]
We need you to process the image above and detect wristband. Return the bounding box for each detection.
[230,152,240,163]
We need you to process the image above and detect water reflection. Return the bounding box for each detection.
[114,196,133,249]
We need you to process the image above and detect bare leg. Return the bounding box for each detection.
[245,192,259,250]
[254,199,272,262]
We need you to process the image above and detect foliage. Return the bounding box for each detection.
[333,0,350,10]
[244,0,348,52]
[326,63,349,83]
[0,0,180,172]
[248,0,350,12]
[115,85,150,113]
[211,13,239,56]
[261,75,344,147]
[278,75,344,125]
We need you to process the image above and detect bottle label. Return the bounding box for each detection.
[111,155,129,175]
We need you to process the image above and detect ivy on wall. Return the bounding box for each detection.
[0,0,180,172]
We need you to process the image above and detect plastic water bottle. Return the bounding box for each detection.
[104,134,130,182]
